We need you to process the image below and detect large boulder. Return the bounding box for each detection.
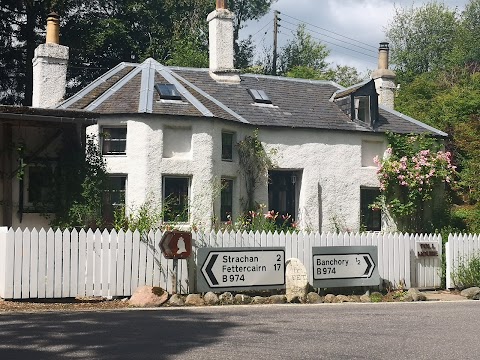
[285,258,309,303]
[129,286,169,307]
[407,288,427,301]
[234,294,252,305]
[219,292,234,305]
[204,292,219,306]
[460,287,480,299]
[185,294,205,306]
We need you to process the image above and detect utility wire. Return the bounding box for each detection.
[280,11,378,50]
[280,25,377,60]
[250,19,273,39]
[281,19,377,55]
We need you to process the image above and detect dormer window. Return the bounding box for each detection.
[354,96,371,122]
[248,89,272,104]
[155,83,182,100]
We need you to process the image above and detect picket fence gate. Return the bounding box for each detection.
[0,227,442,300]
[445,233,480,289]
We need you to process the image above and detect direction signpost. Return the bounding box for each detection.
[197,247,285,292]
[312,246,379,288]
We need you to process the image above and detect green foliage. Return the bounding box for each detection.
[216,204,297,234]
[51,135,109,230]
[279,24,330,75]
[374,133,457,232]
[236,130,275,211]
[386,2,458,82]
[452,253,480,289]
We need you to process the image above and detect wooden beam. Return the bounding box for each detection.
[2,124,13,226]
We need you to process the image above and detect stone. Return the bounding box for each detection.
[234,294,252,305]
[269,295,286,304]
[306,292,323,304]
[204,292,219,305]
[219,292,234,305]
[285,258,309,303]
[334,295,349,303]
[129,286,168,307]
[251,296,268,304]
[407,288,427,301]
[324,294,336,303]
[185,294,205,306]
[359,294,371,303]
[348,295,361,302]
[460,287,480,299]
[168,294,185,306]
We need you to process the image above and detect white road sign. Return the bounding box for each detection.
[198,248,285,290]
[313,253,375,280]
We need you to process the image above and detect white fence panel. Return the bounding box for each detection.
[446,233,480,289]
[0,228,445,299]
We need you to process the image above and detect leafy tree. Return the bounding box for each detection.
[279,24,329,75]
[454,0,480,67]
[230,0,277,69]
[385,2,458,82]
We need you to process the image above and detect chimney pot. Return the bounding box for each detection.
[46,12,60,44]
[216,0,226,10]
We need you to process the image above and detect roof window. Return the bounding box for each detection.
[248,89,272,104]
[155,83,182,100]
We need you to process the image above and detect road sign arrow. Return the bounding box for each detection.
[363,255,373,276]
[204,254,219,286]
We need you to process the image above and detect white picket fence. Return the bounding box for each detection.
[0,227,442,300]
[445,233,480,289]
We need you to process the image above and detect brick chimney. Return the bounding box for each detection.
[32,12,69,108]
[371,42,396,110]
[207,0,240,83]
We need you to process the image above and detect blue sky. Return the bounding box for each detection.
[240,0,469,75]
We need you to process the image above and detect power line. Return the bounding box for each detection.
[280,25,377,61]
[280,11,378,50]
[281,19,377,55]
[250,19,273,39]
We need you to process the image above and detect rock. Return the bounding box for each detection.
[402,295,414,302]
[285,258,309,303]
[460,287,480,299]
[473,293,480,300]
[324,294,336,303]
[359,294,371,303]
[251,296,268,304]
[307,292,323,304]
[335,295,349,303]
[129,286,168,307]
[234,294,252,305]
[185,294,205,306]
[269,295,286,304]
[348,295,361,302]
[204,292,219,306]
[407,288,427,301]
[219,292,234,305]
[168,294,185,306]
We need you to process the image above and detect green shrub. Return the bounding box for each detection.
[452,253,480,289]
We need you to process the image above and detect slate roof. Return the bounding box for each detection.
[56,58,446,136]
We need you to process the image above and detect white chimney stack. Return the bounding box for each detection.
[371,42,396,110]
[207,0,240,83]
[32,12,69,108]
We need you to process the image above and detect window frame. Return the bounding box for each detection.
[354,96,371,123]
[220,178,234,222]
[155,83,182,101]
[162,176,190,223]
[360,187,381,232]
[101,127,127,155]
[221,132,234,161]
[25,163,55,211]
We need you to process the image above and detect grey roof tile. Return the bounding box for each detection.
[58,58,446,136]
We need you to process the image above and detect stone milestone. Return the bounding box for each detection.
[129,286,169,307]
[285,258,309,303]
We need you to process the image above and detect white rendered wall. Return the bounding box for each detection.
[95,115,387,233]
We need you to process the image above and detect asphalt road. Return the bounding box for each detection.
[0,301,479,359]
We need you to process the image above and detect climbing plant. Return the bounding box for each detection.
[373,132,457,232]
[236,129,275,211]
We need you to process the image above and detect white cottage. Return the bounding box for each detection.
[7,4,446,232]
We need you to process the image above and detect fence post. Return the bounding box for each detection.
[0,227,14,299]
[445,234,452,290]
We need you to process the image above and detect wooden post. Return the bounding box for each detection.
[2,125,12,227]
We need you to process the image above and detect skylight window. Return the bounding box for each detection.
[155,83,182,100]
[248,89,272,104]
